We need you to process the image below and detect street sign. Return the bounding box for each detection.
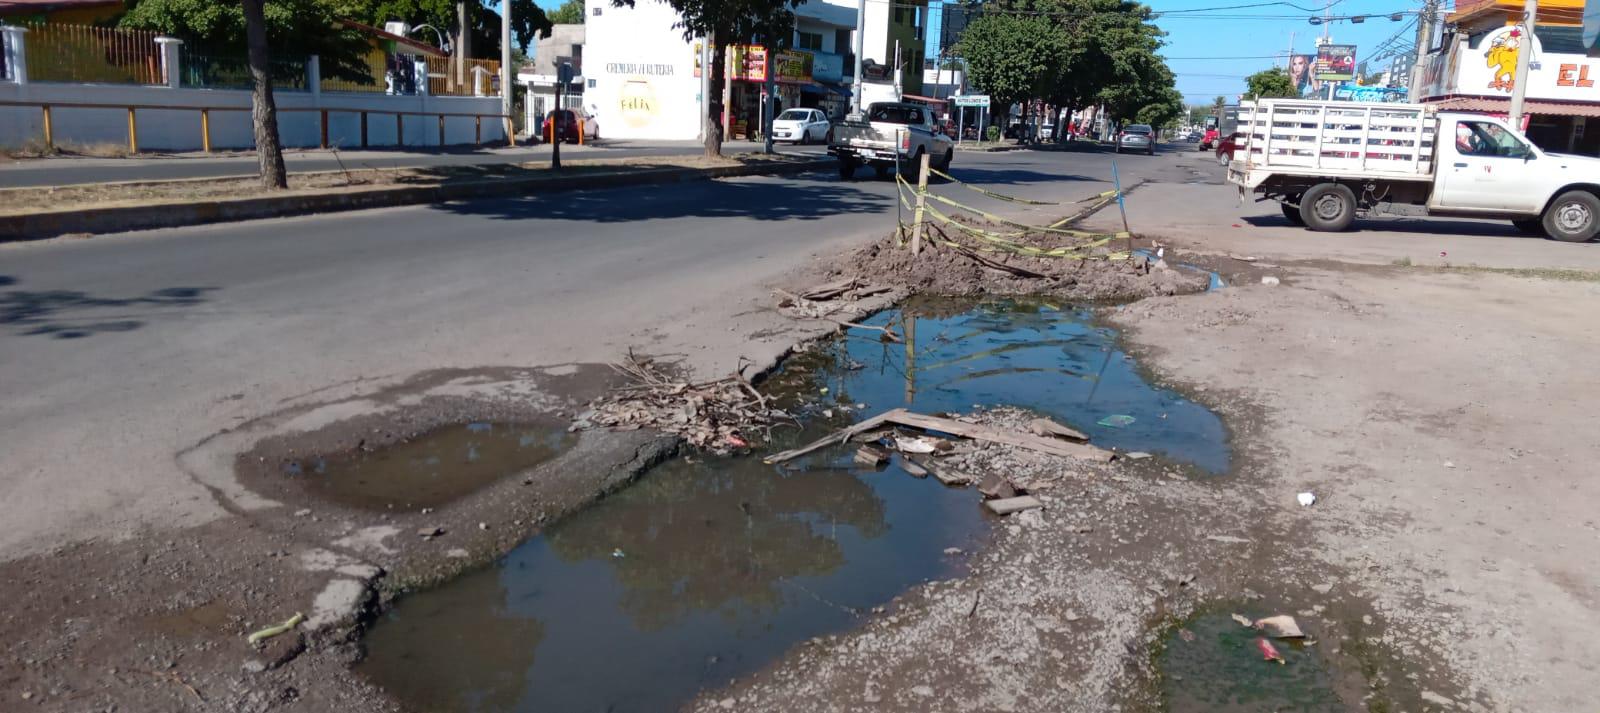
[952,94,990,108]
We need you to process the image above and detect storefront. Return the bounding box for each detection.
[1417,17,1600,155]
[722,46,833,139]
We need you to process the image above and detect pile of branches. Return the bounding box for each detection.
[581,351,794,455]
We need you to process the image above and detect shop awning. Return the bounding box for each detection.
[801,83,851,97]
[1433,95,1600,117]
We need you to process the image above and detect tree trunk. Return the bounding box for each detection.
[242,0,286,190]
[706,38,725,158]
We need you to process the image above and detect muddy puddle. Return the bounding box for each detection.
[359,298,1229,712]
[287,422,574,511]
[1160,613,1345,712]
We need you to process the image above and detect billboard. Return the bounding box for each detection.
[1316,44,1358,81]
[1288,53,1321,96]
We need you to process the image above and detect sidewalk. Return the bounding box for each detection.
[0,140,812,188]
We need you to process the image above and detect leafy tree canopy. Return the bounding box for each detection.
[1245,67,1297,98]
[356,0,552,55]
[121,0,374,81]
[956,14,1068,111]
[547,0,584,24]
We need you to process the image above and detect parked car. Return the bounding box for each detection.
[542,109,583,144]
[828,101,956,180]
[772,108,830,144]
[1116,124,1155,155]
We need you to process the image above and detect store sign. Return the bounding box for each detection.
[811,52,844,83]
[1440,25,1600,102]
[773,50,813,83]
[728,44,768,81]
[1315,44,1358,81]
[952,94,990,107]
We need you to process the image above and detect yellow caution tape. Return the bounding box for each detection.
[928,167,1060,205]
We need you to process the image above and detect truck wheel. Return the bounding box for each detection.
[1299,182,1356,232]
[1541,190,1600,242]
[1511,219,1546,236]
[1280,201,1306,226]
[838,159,856,181]
[940,148,954,171]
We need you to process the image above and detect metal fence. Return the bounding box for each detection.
[22,22,162,85]
[320,52,388,94]
[179,48,307,91]
[425,56,499,96]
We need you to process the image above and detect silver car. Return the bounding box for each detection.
[1116,124,1155,155]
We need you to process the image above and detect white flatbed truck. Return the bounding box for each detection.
[1227,99,1600,242]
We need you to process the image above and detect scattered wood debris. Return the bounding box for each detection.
[580,351,794,454]
[766,408,1113,464]
[1027,417,1088,442]
[854,445,890,467]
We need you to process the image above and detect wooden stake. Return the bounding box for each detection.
[911,151,930,255]
[41,106,53,151]
[126,107,138,154]
[200,109,211,153]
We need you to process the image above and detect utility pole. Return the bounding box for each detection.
[850,0,865,115]
[501,0,513,143]
[699,37,710,140]
[1411,0,1437,101]
[1509,0,1539,131]
[456,1,470,89]
[763,40,776,154]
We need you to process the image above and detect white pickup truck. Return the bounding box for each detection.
[1227,99,1600,242]
[827,101,955,180]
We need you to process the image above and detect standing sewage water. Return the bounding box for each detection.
[358,298,1229,712]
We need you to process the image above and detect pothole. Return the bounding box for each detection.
[357,297,1231,712]
[282,422,576,511]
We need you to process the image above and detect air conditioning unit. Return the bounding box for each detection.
[384,21,410,37]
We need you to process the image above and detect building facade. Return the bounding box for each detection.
[1416,0,1600,155]
[519,23,584,132]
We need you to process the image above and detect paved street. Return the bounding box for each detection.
[0,139,828,188]
[0,145,1166,559]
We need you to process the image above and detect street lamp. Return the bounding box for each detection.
[409,23,448,52]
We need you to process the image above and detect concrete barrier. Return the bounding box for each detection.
[0,158,836,241]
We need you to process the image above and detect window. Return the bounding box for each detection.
[894,7,909,24]
[1455,120,1531,158]
[870,105,923,125]
[836,29,851,53]
[797,31,823,51]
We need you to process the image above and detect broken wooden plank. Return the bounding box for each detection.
[910,455,973,486]
[765,409,908,464]
[882,411,1113,462]
[854,444,890,467]
[1027,417,1088,443]
[798,277,863,301]
[985,496,1043,515]
[901,460,929,478]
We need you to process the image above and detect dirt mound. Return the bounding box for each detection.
[836,228,1204,301]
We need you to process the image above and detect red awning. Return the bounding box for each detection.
[1432,95,1600,118]
[900,94,949,104]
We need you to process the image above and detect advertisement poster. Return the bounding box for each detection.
[1288,53,1321,96]
[1315,44,1357,81]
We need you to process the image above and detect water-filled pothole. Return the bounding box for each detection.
[359,299,1229,712]
[287,422,575,511]
[1160,613,1346,712]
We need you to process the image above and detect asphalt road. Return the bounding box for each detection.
[0,139,829,188]
[0,144,1182,560]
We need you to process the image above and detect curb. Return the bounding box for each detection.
[0,157,835,242]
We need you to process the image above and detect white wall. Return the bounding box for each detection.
[0,81,506,152]
[823,0,887,64]
[583,0,700,141]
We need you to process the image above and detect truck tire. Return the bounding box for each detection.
[1299,182,1356,232]
[1511,219,1546,236]
[1281,201,1306,226]
[1541,190,1600,242]
[838,159,856,181]
[939,148,954,171]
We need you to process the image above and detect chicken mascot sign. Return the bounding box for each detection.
[1486,27,1524,91]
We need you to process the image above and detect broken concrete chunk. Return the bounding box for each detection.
[977,472,1018,500]
[1255,614,1305,638]
[985,496,1043,516]
[417,527,445,538]
[1230,613,1254,628]
[901,460,929,478]
[1027,417,1089,442]
[1261,275,1281,286]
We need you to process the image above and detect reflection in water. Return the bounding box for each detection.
[361,299,1231,713]
[361,453,984,713]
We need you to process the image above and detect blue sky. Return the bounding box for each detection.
[924,0,1430,104]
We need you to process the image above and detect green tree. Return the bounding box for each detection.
[1244,67,1297,98]
[547,0,584,24]
[612,0,804,157]
[956,14,1067,128]
[121,0,373,81]
[356,1,552,57]
[1212,95,1227,114]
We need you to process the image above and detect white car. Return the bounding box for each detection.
[772,108,830,144]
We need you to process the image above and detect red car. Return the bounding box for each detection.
[1215,132,1240,165]
[1198,127,1219,151]
[542,109,582,144]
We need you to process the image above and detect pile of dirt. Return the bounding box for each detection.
[835,227,1205,301]
[575,352,793,455]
